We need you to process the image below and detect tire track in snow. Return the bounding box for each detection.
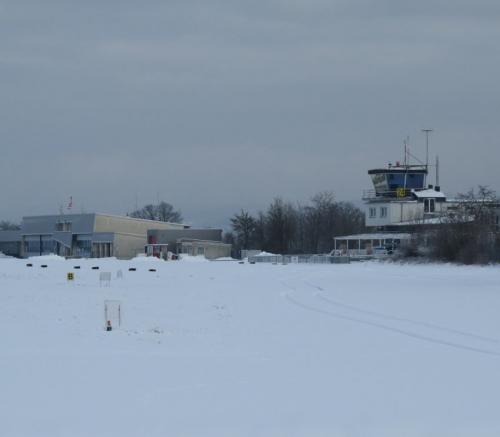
[302,280,499,345]
[280,281,500,357]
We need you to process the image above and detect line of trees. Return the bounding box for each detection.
[226,192,365,255]
[425,186,500,264]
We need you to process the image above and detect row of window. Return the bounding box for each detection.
[25,238,93,256]
[55,221,72,232]
[181,246,205,256]
[25,240,54,253]
[424,198,435,213]
[369,200,438,219]
[369,207,388,218]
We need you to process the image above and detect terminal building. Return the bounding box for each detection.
[334,149,500,257]
[0,213,188,259]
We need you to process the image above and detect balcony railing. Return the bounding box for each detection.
[362,188,413,200]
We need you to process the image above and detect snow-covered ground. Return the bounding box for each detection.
[1,257,500,436]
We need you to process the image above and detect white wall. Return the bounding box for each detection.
[366,201,430,227]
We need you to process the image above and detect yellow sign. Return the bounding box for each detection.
[396,187,406,198]
[67,272,74,281]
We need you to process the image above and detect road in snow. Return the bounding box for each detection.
[1,256,500,436]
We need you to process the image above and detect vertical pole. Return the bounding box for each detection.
[436,155,440,187]
[422,128,433,186]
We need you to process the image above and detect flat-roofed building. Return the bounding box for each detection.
[13,213,188,259]
[147,228,231,260]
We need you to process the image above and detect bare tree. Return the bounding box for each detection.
[430,186,499,264]
[130,202,183,223]
[157,202,183,223]
[228,191,365,255]
[231,210,256,250]
[265,198,298,254]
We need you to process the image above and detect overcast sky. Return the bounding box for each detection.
[1,0,499,226]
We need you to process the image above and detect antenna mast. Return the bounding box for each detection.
[403,138,408,167]
[435,155,440,187]
[421,128,433,170]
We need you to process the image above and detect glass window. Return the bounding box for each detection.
[424,199,435,213]
[55,221,72,232]
[197,246,205,256]
[369,207,376,218]
[75,239,91,256]
[380,207,388,218]
[25,240,41,253]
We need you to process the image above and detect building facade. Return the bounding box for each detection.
[147,228,231,260]
[332,151,500,259]
[364,186,448,229]
[1,213,187,259]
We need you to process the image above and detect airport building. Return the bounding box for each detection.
[333,147,500,258]
[146,229,231,260]
[0,213,188,259]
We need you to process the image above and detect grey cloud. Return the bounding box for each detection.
[0,0,499,225]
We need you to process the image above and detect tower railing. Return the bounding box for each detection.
[362,188,416,200]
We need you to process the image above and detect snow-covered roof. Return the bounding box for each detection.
[412,189,446,199]
[334,233,412,241]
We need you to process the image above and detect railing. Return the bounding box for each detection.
[362,188,412,200]
[247,254,350,264]
[332,248,394,258]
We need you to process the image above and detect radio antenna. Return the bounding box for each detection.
[422,128,433,170]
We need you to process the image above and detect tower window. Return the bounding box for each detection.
[424,199,435,213]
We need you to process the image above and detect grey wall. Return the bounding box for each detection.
[21,214,96,235]
[179,240,232,260]
[149,229,223,249]
[0,231,22,257]
[0,230,22,257]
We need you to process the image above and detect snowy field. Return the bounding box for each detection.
[1,256,500,437]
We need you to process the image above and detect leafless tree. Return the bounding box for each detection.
[130,202,183,223]
[430,186,499,264]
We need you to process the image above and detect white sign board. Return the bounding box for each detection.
[99,271,112,287]
[104,300,122,329]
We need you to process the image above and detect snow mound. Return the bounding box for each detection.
[254,251,276,257]
[178,255,209,262]
[28,254,65,261]
[129,255,164,263]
